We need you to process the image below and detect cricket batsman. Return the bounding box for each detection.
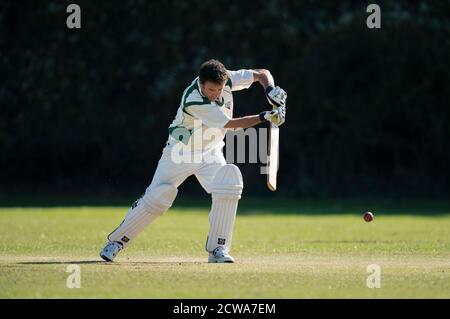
[100,59,287,263]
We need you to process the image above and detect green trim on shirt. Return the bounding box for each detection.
[182,81,210,115]
[168,125,193,145]
[226,77,232,90]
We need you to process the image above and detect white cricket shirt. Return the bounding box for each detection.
[167,69,255,152]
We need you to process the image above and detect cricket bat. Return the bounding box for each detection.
[267,121,279,191]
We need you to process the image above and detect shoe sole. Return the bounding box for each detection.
[208,258,235,263]
[99,253,114,262]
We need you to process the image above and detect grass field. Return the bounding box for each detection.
[1,198,450,298]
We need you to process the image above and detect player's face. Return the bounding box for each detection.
[201,81,225,102]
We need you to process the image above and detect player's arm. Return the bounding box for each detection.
[252,69,275,89]
[224,108,285,129]
[252,69,287,108]
[224,115,263,129]
[228,69,286,107]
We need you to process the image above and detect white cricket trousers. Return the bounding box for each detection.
[149,144,227,194]
[107,144,227,247]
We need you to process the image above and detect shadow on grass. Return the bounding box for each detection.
[1,195,450,216]
[236,199,450,216]
[300,240,411,244]
[16,261,204,265]
[17,261,105,265]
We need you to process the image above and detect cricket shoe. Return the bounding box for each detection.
[99,241,123,262]
[208,247,234,263]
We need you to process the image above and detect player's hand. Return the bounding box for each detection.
[265,86,287,108]
[260,106,286,126]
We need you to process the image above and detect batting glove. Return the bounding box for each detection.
[265,86,287,108]
[259,105,286,126]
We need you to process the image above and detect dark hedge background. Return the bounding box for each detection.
[1,0,449,198]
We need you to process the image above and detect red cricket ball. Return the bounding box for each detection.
[363,211,374,222]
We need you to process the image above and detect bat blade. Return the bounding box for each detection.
[267,123,279,191]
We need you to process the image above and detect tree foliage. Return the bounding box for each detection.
[1,0,449,197]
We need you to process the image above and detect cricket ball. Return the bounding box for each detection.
[363,211,374,222]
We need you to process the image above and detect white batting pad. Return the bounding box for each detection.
[108,184,178,247]
[206,164,243,253]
